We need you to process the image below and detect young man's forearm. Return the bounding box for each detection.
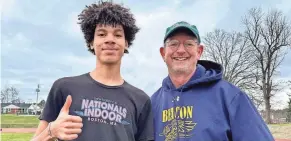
[31,124,57,141]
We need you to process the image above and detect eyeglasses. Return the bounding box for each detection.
[165,40,198,51]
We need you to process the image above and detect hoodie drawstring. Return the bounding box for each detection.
[174,86,184,141]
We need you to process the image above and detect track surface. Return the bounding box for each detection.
[1,128,290,141]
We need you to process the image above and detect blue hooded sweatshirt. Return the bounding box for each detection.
[151,60,274,141]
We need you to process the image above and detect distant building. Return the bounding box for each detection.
[1,103,43,115]
[260,109,288,123]
[28,104,42,115]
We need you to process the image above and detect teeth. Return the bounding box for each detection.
[174,57,187,61]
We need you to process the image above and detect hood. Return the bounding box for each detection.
[162,60,223,91]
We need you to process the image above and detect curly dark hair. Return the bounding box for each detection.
[78,1,139,54]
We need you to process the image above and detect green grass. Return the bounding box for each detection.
[1,133,33,141]
[1,114,39,128]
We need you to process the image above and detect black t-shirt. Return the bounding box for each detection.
[39,73,154,141]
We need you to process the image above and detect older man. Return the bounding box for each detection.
[151,21,274,141]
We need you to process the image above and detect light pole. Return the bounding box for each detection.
[35,84,40,104]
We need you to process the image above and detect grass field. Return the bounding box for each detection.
[1,114,37,140]
[269,124,291,139]
[1,127,291,140]
[1,114,291,140]
[1,114,39,128]
[1,133,34,141]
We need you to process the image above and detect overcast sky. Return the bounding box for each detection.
[1,0,291,109]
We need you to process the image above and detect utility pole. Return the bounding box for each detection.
[36,84,40,104]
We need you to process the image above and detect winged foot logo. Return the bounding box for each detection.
[160,106,197,141]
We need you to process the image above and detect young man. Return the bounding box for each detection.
[151,21,274,141]
[32,2,154,141]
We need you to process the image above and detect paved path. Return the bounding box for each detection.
[1,128,291,141]
[1,128,36,133]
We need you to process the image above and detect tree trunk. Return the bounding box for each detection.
[262,78,272,124]
[264,95,271,124]
[263,77,272,124]
[242,8,291,124]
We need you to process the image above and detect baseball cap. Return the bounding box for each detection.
[163,21,201,43]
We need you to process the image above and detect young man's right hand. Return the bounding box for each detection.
[50,95,83,140]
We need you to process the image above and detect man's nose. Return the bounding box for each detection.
[176,43,186,53]
[104,34,116,45]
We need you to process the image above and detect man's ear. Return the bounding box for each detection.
[124,41,129,53]
[90,42,94,49]
[160,47,166,61]
[197,44,204,59]
[125,41,129,49]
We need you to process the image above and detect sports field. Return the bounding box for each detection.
[1,133,34,141]
[1,114,39,128]
[1,114,291,141]
[1,114,38,141]
[269,124,291,139]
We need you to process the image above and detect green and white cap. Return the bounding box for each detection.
[163,21,201,43]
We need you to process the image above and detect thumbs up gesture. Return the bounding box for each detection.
[50,95,83,140]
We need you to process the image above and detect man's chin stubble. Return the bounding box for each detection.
[170,66,193,75]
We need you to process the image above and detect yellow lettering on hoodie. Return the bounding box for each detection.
[161,106,193,122]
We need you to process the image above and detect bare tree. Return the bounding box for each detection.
[287,80,291,97]
[1,88,10,103]
[203,29,265,108]
[287,81,291,122]
[242,8,291,123]
[11,98,21,104]
[248,89,264,109]
[10,87,19,103]
[38,99,46,108]
[1,86,20,103]
[203,29,259,87]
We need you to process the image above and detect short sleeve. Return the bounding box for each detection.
[39,79,64,122]
[136,99,155,141]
